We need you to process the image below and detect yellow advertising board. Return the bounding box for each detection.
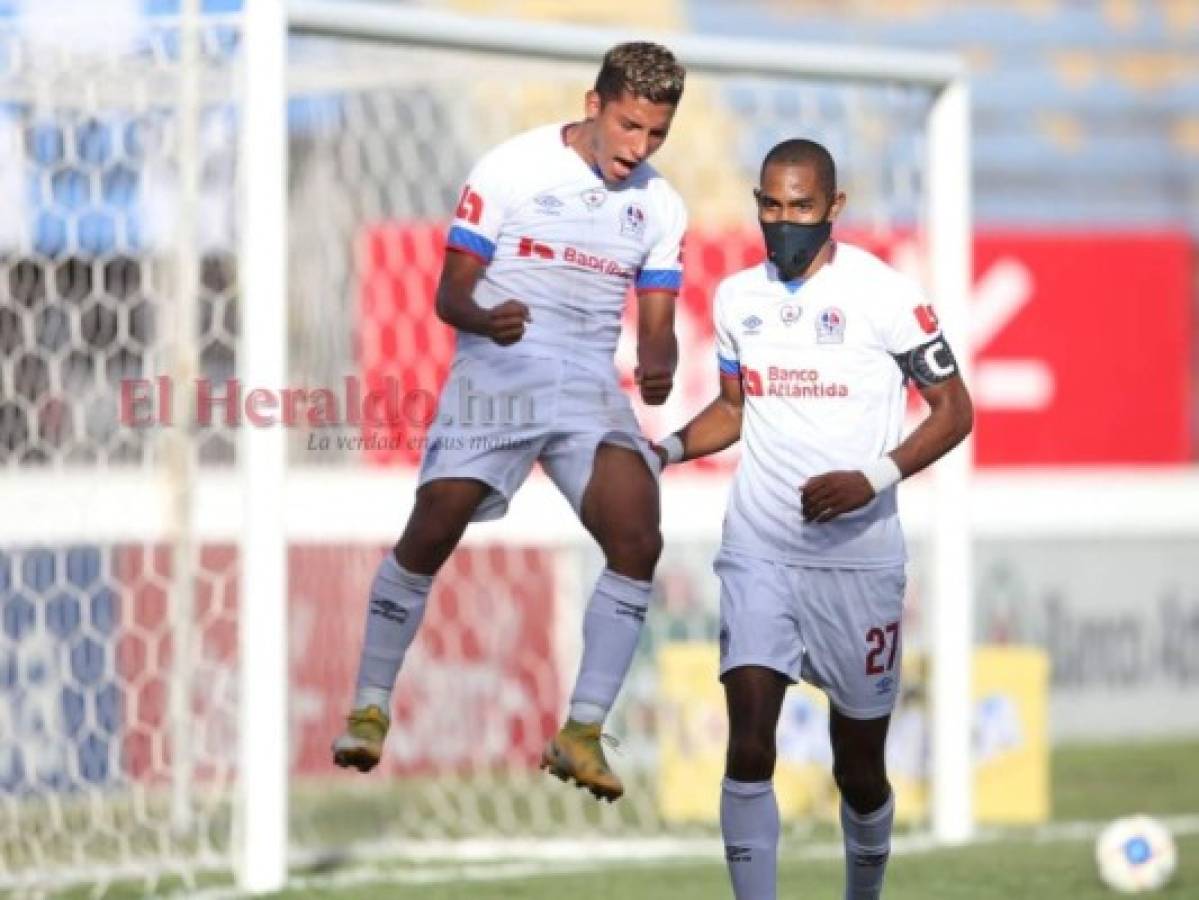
[657,643,1049,825]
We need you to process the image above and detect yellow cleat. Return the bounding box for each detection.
[331,705,389,773]
[539,719,624,802]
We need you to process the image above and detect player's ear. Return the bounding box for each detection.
[584,89,602,120]
[827,190,847,222]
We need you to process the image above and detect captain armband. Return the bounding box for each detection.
[893,337,959,387]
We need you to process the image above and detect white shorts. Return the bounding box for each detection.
[714,548,906,719]
[418,353,660,521]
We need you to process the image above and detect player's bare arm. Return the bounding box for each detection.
[634,290,678,405]
[801,372,973,523]
[653,371,744,469]
[435,249,531,346]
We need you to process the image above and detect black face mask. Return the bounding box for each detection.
[760,219,832,282]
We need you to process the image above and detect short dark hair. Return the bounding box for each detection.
[760,139,837,200]
[594,42,686,105]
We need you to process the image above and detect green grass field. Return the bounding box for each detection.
[280,837,1199,899]
[45,739,1199,898]
[278,739,1199,899]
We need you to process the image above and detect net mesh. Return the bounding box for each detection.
[0,15,937,893]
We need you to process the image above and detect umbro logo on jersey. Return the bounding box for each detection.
[780,304,800,326]
[581,187,606,209]
[620,202,646,237]
[816,306,846,343]
[742,315,763,335]
[533,193,564,215]
[875,675,895,696]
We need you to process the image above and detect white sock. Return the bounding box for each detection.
[721,777,780,900]
[841,792,894,900]
[353,555,434,712]
[567,569,651,724]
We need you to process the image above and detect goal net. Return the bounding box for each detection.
[0,2,969,893]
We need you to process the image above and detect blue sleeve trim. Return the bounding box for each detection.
[635,268,682,291]
[446,226,495,263]
[717,354,740,376]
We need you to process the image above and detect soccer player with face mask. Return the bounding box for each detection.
[653,139,974,899]
[333,43,687,804]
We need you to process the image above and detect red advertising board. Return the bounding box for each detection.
[289,546,560,777]
[970,231,1192,464]
[358,225,1193,466]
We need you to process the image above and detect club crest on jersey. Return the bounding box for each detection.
[816,306,846,343]
[533,193,564,215]
[620,202,646,238]
[741,315,763,335]
[780,304,801,326]
[581,187,606,209]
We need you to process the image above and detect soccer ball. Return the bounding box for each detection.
[1095,816,1177,893]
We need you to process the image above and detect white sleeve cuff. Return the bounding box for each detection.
[659,434,685,465]
[860,456,902,495]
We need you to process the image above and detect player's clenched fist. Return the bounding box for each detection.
[487,299,531,346]
[800,470,875,523]
[634,366,673,406]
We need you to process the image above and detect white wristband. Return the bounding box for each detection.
[860,456,902,495]
[659,434,685,465]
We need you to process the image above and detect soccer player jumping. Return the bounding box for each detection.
[654,139,973,898]
[333,43,687,803]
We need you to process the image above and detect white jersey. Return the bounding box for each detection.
[446,123,686,376]
[714,242,946,568]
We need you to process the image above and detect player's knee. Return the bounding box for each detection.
[833,760,889,812]
[603,525,662,575]
[392,529,454,575]
[726,733,777,782]
[395,495,472,572]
